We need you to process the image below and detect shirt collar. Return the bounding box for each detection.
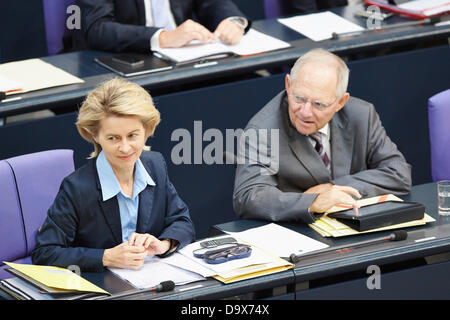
[318,123,330,139]
[96,151,155,201]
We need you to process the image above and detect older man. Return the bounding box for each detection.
[233,49,411,223]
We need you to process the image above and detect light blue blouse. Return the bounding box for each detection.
[96,151,155,242]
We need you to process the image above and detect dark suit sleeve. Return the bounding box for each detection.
[78,0,157,52]
[331,105,412,197]
[232,126,317,224]
[194,0,251,32]
[31,180,105,272]
[155,153,196,251]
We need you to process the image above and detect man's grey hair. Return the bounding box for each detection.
[289,48,350,99]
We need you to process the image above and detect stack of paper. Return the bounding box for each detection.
[110,225,328,286]
[155,28,291,63]
[310,194,436,237]
[278,11,364,42]
[108,257,206,289]
[398,0,450,16]
[0,58,84,96]
[0,262,109,300]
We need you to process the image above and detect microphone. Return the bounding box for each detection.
[154,280,175,292]
[290,230,407,263]
[94,280,175,300]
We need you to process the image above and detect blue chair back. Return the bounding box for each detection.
[264,0,289,18]
[42,0,75,55]
[428,89,450,181]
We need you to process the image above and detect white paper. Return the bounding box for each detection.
[0,59,84,95]
[226,223,329,257]
[162,252,217,277]
[278,11,364,42]
[155,28,290,63]
[108,256,205,289]
[0,74,23,93]
[398,0,450,16]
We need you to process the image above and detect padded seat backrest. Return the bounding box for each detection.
[428,89,450,181]
[6,150,75,255]
[0,161,27,263]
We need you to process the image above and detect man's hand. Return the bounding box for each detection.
[309,185,361,213]
[128,232,171,256]
[213,19,244,45]
[304,183,334,194]
[102,242,147,270]
[159,19,214,48]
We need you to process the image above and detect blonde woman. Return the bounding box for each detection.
[32,78,195,271]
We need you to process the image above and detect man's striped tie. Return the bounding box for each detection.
[310,132,331,173]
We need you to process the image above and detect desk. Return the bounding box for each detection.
[1,4,449,118]
[0,183,449,300]
[212,182,450,299]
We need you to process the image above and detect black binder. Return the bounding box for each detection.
[95,53,174,77]
[331,201,425,232]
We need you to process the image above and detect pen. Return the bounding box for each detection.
[332,16,441,40]
[414,236,436,243]
[1,96,22,103]
[193,61,218,68]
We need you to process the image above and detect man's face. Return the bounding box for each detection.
[286,62,349,136]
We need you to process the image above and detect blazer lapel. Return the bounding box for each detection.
[135,0,147,26]
[135,160,155,234]
[98,197,123,245]
[136,186,155,234]
[330,109,353,179]
[93,161,123,244]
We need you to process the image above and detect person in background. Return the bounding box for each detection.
[32,78,195,271]
[75,0,251,53]
[233,48,411,223]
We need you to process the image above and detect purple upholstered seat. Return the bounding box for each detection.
[264,0,289,18]
[43,0,75,55]
[0,150,74,280]
[0,161,27,280]
[428,89,450,181]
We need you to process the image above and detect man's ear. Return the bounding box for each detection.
[335,92,350,112]
[285,74,291,93]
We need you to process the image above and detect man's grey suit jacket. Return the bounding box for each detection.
[233,91,412,224]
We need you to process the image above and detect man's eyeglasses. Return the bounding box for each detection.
[291,93,338,111]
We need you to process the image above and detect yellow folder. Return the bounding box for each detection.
[4,262,109,295]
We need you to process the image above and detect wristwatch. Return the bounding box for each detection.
[227,16,248,30]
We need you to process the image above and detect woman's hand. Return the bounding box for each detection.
[128,232,171,256]
[102,242,147,270]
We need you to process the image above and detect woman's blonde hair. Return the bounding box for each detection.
[76,78,161,158]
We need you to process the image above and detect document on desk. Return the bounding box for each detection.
[398,0,450,16]
[154,28,291,63]
[226,223,329,258]
[0,58,84,96]
[172,235,293,284]
[278,11,364,41]
[108,256,206,289]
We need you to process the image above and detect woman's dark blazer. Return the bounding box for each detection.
[32,151,195,272]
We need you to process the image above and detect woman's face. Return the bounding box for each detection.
[94,114,147,173]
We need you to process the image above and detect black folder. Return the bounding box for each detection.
[95,53,174,77]
[330,201,425,232]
